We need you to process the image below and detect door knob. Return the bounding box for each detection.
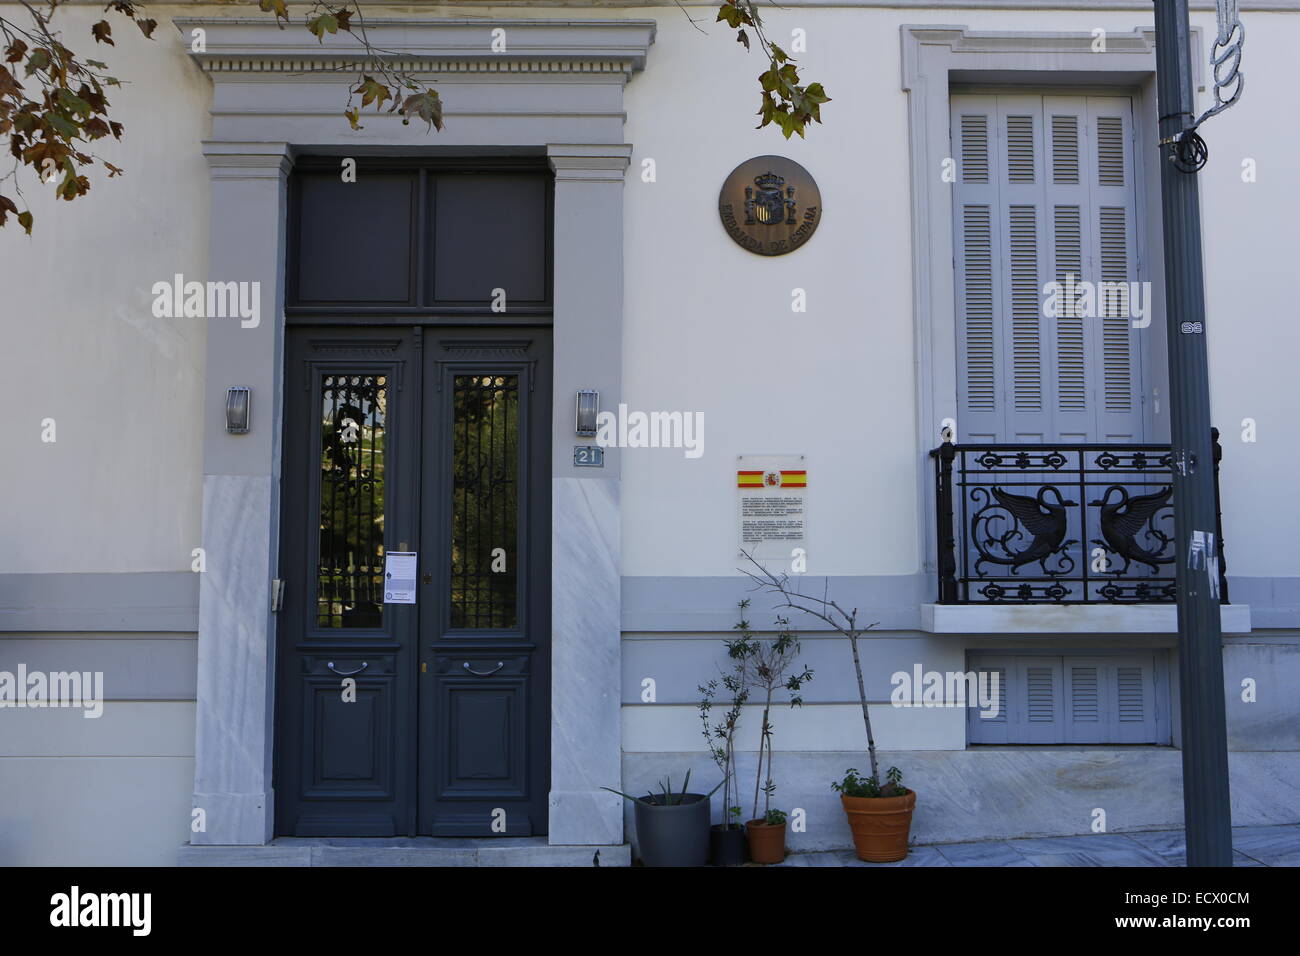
[462,661,504,677]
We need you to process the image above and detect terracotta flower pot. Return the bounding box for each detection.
[840,790,916,863]
[745,819,787,864]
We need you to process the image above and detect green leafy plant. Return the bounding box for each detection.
[741,614,813,822]
[602,770,725,807]
[831,766,909,799]
[698,604,759,830]
[762,808,787,826]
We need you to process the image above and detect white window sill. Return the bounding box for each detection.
[921,602,1251,634]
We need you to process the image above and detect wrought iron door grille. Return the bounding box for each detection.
[931,435,1229,605]
[450,374,520,629]
[316,374,387,628]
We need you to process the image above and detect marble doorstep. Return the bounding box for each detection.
[179,837,629,867]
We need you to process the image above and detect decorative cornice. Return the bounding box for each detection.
[176,17,657,77]
[901,25,1204,92]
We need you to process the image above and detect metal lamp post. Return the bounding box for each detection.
[1152,0,1243,866]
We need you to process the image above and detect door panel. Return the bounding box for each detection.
[275,326,550,837]
[276,330,421,837]
[419,332,552,836]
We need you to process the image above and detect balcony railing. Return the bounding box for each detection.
[931,431,1229,605]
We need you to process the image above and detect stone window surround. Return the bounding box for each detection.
[181,17,656,847]
[899,26,1228,621]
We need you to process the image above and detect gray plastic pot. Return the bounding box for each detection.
[633,793,711,867]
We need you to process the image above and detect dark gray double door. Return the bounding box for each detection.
[275,325,551,837]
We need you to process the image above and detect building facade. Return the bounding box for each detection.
[1,0,1297,866]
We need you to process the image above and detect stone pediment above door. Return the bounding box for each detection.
[176,16,657,146]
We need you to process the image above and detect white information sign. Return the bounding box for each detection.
[737,455,807,560]
[383,551,418,604]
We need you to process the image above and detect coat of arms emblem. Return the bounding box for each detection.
[745,171,796,226]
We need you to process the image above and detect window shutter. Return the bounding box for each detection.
[966,658,1011,744]
[1089,97,1143,441]
[953,97,1004,444]
[951,94,1148,443]
[970,653,1166,744]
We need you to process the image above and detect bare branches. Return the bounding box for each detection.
[738,548,883,783]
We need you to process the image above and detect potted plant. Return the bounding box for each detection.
[742,614,814,864]
[698,612,757,866]
[741,551,917,863]
[831,766,915,862]
[603,772,721,867]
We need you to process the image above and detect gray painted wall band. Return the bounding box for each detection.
[0,636,197,700]
[621,574,930,631]
[0,573,199,633]
[3,572,1292,633]
[621,574,1300,630]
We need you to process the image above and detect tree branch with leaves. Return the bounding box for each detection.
[1,0,830,234]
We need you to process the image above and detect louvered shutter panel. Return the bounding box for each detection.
[1089,98,1144,441]
[953,98,1003,444]
[1046,97,1095,442]
[971,653,1167,744]
[951,94,1148,443]
[966,659,1010,744]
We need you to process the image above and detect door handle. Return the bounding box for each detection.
[327,661,369,677]
[463,661,504,677]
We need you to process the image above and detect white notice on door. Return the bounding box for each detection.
[383,551,417,604]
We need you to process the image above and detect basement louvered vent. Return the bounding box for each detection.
[968,653,1168,745]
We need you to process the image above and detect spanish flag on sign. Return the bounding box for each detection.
[737,470,807,488]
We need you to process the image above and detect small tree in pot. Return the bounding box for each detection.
[740,614,813,864]
[740,551,916,863]
[698,609,758,865]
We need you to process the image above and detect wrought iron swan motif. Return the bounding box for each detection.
[1090,485,1175,574]
[973,486,1077,574]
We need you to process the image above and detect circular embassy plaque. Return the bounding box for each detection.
[718,155,821,256]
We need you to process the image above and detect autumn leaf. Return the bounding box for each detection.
[25,48,50,76]
[18,210,33,234]
[83,116,111,139]
[105,161,123,177]
[4,40,27,64]
[136,18,158,39]
[258,0,290,27]
[353,75,390,109]
[400,90,443,131]
[344,107,361,130]
[91,21,115,46]
[0,194,16,225]
[307,14,338,42]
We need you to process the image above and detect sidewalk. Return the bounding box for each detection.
[776,824,1300,867]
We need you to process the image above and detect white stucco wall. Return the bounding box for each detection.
[1,5,209,575]
[1,4,1296,577]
